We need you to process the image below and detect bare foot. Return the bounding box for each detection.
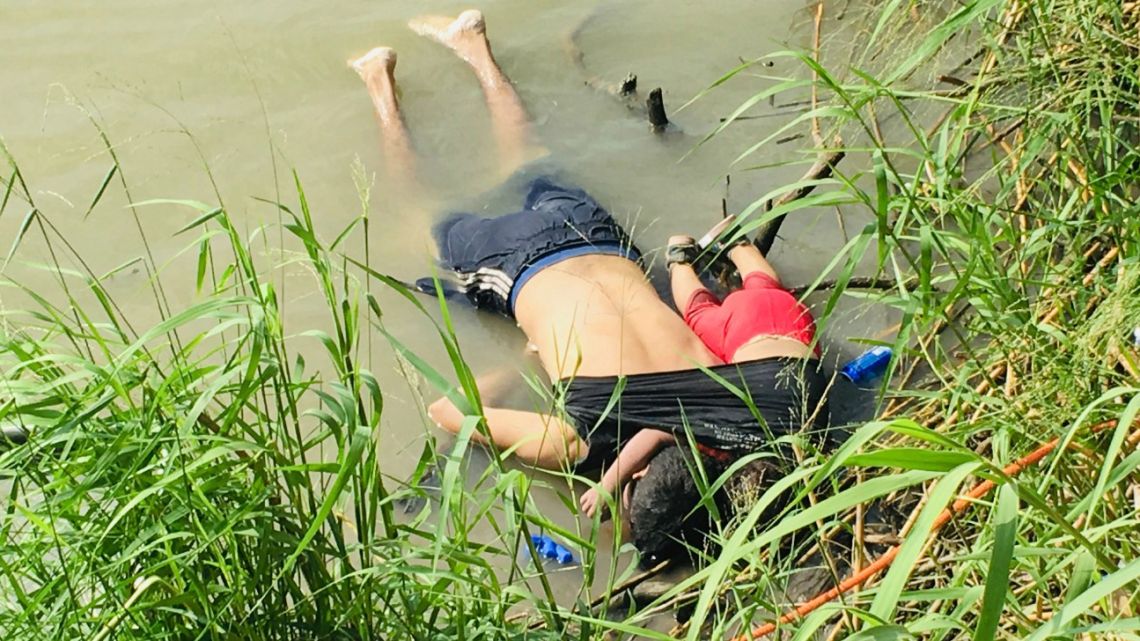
[408,9,487,57]
[348,47,397,79]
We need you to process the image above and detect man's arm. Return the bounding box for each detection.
[579,428,675,518]
[428,397,587,469]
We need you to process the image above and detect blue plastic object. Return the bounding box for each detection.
[527,534,575,565]
[540,539,559,560]
[556,546,574,564]
[840,346,892,385]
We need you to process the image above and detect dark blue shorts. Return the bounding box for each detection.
[433,177,642,317]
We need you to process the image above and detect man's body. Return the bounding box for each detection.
[428,250,724,470]
[518,255,718,381]
[352,9,720,486]
[351,11,828,558]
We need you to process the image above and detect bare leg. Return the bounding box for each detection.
[670,263,711,312]
[349,47,418,189]
[410,10,545,177]
[726,243,782,286]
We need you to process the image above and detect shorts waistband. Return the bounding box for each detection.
[509,242,640,312]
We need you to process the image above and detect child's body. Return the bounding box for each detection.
[577,218,821,519]
[670,225,819,365]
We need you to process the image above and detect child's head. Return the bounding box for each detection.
[627,445,730,568]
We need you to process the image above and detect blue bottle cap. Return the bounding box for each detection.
[554,544,574,564]
[541,539,559,560]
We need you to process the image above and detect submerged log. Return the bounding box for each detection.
[788,276,919,297]
[563,9,639,106]
[619,73,638,96]
[647,88,670,132]
[563,9,682,134]
[753,148,846,254]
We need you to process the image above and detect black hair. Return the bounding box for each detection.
[628,445,731,568]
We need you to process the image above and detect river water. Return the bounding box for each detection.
[2,0,894,611]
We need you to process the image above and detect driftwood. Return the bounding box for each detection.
[646,88,670,132]
[753,148,847,254]
[619,73,638,96]
[563,9,677,133]
[788,276,909,297]
[563,11,640,108]
[585,559,672,614]
[750,1,844,255]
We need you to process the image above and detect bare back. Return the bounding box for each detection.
[514,255,721,380]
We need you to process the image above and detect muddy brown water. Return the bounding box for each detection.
[1,0,895,616]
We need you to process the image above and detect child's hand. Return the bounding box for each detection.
[579,487,601,519]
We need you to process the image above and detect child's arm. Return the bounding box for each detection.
[579,429,675,518]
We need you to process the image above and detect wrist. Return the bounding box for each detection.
[665,242,698,270]
[600,468,620,493]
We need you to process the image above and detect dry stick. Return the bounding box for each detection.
[810,1,824,145]
[753,1,842,256]
[512,561,674,627]
[619,73,638,96]
[730,419,1132,641]
[587,559,671,611]
[562,9,643,113]
[989,115,1029,151]
[788,276,912,297]
[823,618,849,641]
[1116,351,1140,382]
[834,205,848,242]
[753,149,846,254]
[977,0,1028,80]
[1041,246,1120,326]
[854,468,867,577]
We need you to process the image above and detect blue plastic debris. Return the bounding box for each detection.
[527,534,575,565]
[840,346,892,385]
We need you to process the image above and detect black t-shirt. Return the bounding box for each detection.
[559,357,830,461]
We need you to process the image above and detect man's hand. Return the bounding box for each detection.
[427,396,464,431]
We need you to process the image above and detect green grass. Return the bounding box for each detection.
[0,145,582,639]
[3,0,1140,639]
